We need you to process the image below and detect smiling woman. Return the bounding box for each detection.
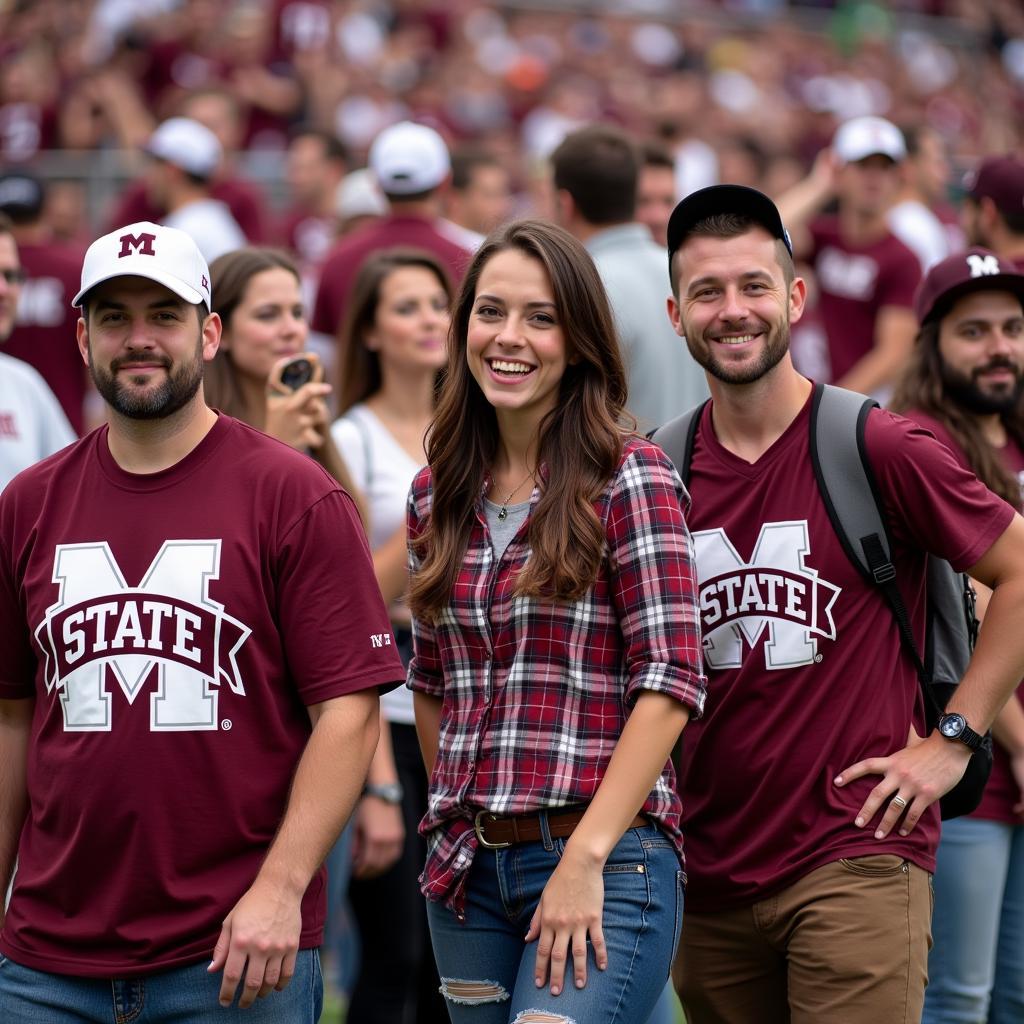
[405,220,706,1024]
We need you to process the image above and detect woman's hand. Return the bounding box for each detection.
[265,380,332,451]
[525,848,607,996]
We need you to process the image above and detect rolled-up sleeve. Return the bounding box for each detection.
[606,445,708,714]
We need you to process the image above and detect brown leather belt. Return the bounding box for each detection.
[473,808,649,850]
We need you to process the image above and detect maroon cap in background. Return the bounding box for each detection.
[964,156,1024,216]
[915,247,1024,326]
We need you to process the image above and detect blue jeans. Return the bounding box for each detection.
[0,948,323,1023]
[923,816,1024,1024]
[426,820,683,1023]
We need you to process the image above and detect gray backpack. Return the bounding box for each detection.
[653,381,992,819]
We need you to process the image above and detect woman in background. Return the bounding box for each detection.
[330,248,451,1023]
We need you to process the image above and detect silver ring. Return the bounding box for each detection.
[891,795,908,809]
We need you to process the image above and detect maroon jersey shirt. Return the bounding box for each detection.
[809,217,920,383]
[312,215,471,336]
[902,410,1024,825]
[680,395,1014,912]
[0,415,404,976]
[4,239,87,435]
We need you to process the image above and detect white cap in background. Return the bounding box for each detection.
[368,121,451,195]
[832,116,906,165]
[146,117,223,179]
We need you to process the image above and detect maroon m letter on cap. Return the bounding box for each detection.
[118,232,157,258]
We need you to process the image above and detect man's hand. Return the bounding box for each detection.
[207,879,303,1009]
[352,796,405,879]
[834,727,972,838]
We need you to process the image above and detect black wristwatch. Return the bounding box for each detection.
[362,781,404,805]
[936,713,985,753]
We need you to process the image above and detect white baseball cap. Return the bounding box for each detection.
[832,116,906,165]
[336,168,389,220]
[368,121,451,195]
[73,221,212,307]
[146,117,222,179]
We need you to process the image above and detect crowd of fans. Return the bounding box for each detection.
[2,2,1024,1023]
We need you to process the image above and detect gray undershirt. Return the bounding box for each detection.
[484,497,531,562]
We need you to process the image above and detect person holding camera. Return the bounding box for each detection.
[205,247,362,512]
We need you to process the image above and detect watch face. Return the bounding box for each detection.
[940,714,965,738]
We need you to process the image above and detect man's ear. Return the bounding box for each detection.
[76,318,90,368]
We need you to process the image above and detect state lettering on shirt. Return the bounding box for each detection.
[693,520,841,671]
[34,539,250,732]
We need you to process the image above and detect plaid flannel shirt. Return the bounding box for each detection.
[407,436,707,919]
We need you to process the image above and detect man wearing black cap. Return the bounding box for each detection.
[656,185,1024,1023]
[892,249,1024,1024]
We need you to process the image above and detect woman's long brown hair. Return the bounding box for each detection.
[206,247,367,521]
[408,220,630,621]
[891,321,1024,508]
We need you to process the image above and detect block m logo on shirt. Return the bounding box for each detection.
[34,541,251,732]
[694,521,841,671]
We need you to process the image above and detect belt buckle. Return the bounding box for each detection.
[474,810,511,850]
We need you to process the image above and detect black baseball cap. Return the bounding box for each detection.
[666,184,793,275]
[0,172,44,221]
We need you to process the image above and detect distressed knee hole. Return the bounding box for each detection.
[438,978,510,1005]
[512,1012,575,1024]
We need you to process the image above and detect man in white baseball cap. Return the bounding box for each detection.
[144,116,246,264]
[312,120,471,337]
[778,114,920,400]
[0,217,402,1019]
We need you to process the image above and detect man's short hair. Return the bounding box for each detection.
[289,126,349,165]
[551,125,639,226]
[451,147,503,192]
[0,211,14,239]
[670,213,795,294]
[640,141,675,172]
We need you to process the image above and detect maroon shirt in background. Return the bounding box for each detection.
[809,217,920,383]
[312,214,471,336]
[0,415,404,976]
[902,409,1024,825]
[107,176,267,243]
[4,239,87,435]
[680,396,1015,913]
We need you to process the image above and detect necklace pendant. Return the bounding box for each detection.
[497,505,508,521]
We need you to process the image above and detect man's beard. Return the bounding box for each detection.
[88,337,204,420]
[684,317,791,386]
[940,355,1024,416]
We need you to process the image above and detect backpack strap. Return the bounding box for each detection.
[809,382,928,681]
[650,399,711,487]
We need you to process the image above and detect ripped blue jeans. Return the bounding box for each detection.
[426,820,683,1024]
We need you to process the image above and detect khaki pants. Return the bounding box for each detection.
[675,854,932,1024]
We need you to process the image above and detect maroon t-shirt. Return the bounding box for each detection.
[107,177,268,243]
[0,415,405,976]
[311,215,471,336]
[809,217,920,383]
[902,410,1024,825]
[3,239,87,435]
[680,396,1015,912]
